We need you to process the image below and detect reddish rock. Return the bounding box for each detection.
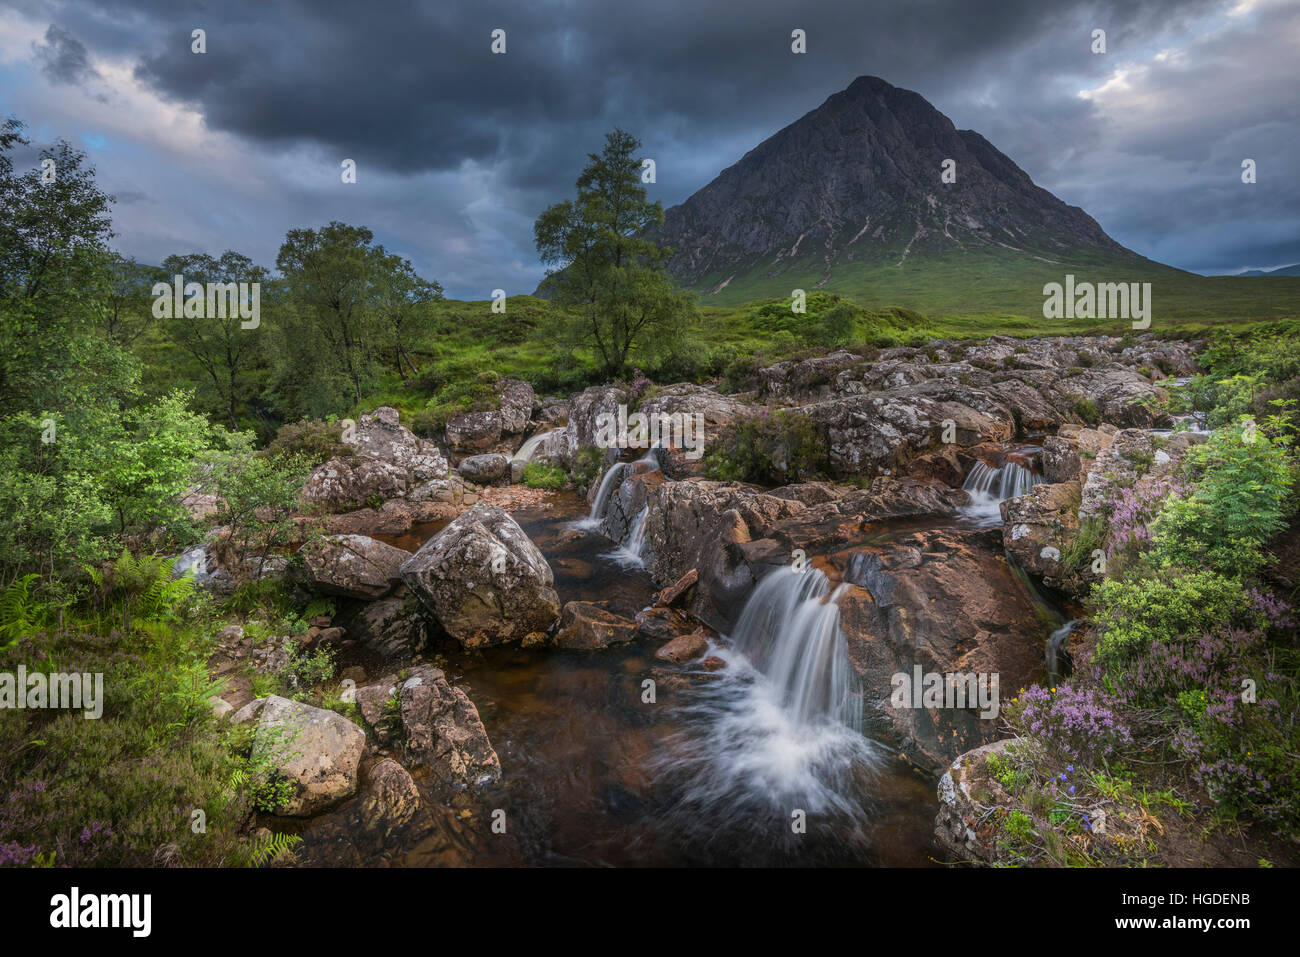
[655,568,698,607]
[700,656,726,671]
[655,630,709,664]
[555,601,639,651]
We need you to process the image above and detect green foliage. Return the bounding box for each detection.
[1092,570,1253,672]
[521,460,568,490]
[535,129,699,378]
[1149,416,1294,577]
[263,417,355,467]
[702,410,828,486]
[412,370,501,437]
[228,830,302,868]
[1073,397,1100,424]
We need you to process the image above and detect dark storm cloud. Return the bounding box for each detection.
[10,0,1299,291]
[32,22,99,83]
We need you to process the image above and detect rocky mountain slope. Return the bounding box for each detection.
[650,75,1172,301]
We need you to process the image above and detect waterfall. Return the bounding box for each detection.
[602,506,650,570]
[730,566,862,732]
[652,564,879,827]
[575,461,628,531]
[512,428,564,464]
[1047,619,1079,683]
[960,459,1043,526]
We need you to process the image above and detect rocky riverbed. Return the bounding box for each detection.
[184,332,1206,866]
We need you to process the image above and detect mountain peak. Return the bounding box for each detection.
[653,76,1139,298]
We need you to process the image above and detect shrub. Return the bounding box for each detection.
[1149,417,1293,577]
[263,418,354,466]
[1092,570,1255,674]
[1006,683,1133,764]
[702,409,828,486]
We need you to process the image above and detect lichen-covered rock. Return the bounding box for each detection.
[457,453,511,486]
[395,665,501,788]
[250,695,366,817]
[299,407,448,513]
[297,534,412,599]
[399,504,560,648]
[445,379,534,452]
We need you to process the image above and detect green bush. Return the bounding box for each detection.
[1092,569,1254,673]
[702,410,828,486]
[1149,416,1293,577]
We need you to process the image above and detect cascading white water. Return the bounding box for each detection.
[654,565,879,827]
[1046,619,1079,682]
[574,461,628,531]
[730,566,863,731]
[960,459,1043,526]
[602,505,650,570]
[511,428,564,464]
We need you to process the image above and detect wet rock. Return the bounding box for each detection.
[358,758,421,839]
[250,695,366,817]
[396,665,501,788]
[556,601,639,651]
[296,533,412,599]
[399,504,560,649]
[837,527,1046,772]
[655,568,698,607]
[635,606,697,642]
[654,630,709,663]
[701,656,727,671]
[346,597,430,659]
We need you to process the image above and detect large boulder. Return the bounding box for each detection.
[445,379,535,452]
[300,407,449,512]
[399,504,560,648]
[564,385,628,461]
[249,696,366,817]
[296,534,412,599]
[394,665,501,788]
[458,453,511,486]
[805,381,1015,479]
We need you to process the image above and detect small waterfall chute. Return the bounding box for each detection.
[960,458,1043,526]
[512,428,564,464]
[730,566,862,732]
[602,505,650,570]
[575,460,628,531]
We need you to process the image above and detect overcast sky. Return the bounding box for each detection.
[1,0,1296,297]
